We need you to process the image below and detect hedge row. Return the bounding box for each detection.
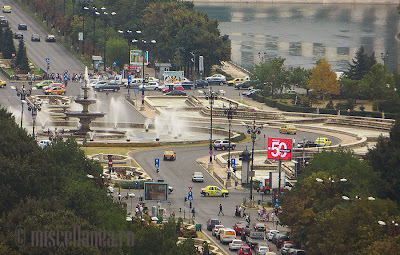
[251,94,398,119]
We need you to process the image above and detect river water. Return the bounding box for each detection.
[195,3,400,72]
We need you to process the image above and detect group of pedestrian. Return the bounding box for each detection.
[135,202,147,217]
[235,205,246,218]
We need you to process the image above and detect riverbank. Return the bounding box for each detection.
[191,0,398,4]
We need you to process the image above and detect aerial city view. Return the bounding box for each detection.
[0,0,399,254]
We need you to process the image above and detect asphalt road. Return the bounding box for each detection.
[2,0,84,74]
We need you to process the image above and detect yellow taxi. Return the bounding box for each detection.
[227,77,249,86]
[279,124,297,134]
[163,150,176,161]
[201,185,229,197]
[2,5,11,13]
[0,79,6,88]
[44,85,66,95]
[315,137,332,146]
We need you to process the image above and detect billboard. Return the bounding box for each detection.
[144,182,168,201]
[267,138,292,161]
[130,50,149,66]
[163,71,184,85]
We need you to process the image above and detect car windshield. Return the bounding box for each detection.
[242,247,250,251]
[210,220,219,224]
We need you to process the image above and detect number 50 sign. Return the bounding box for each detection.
[267,138,292,160]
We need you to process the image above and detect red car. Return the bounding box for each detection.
[161,85,184,93]
[237,246,252,255]
[233,221,248,235]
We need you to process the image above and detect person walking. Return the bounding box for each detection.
[192,207,195,219]
[218,204,224,216]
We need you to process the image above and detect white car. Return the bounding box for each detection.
[38,140,51,149]
[228,239,243,250]
[139,82,159,90]
[212,225,224,236]
[256,246,270,255]
[92,80,108,88]
[192,172,204,182]
[267,230,279,241]
[206,74,226,81]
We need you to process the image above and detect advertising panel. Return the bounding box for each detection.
[267,138,292,160]
[144,182,168,201]
[163,71,184,85]
[130,50,149,66]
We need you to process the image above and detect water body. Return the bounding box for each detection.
[195,3,400,72]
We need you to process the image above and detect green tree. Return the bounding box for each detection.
[358,64,395,109]
[251,57,289,97]
[2,26,16,58]
[365,118,400,204]
[344,46,377,80]
[15,39,30,73]
[307,58,339,100]
[106,37,129,70]
[288,66,310,90]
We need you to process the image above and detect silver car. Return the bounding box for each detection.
[192,172,204,182]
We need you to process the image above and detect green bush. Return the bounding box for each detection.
[114,180,145,189]
[326,100,334,109]
[232,132,246,143]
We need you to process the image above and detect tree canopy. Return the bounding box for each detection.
[307,58,339,100]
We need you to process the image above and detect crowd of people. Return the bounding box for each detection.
[235,205,251,224]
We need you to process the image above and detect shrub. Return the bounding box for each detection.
[232,132,246,143]
[114,180,145,189]
[326,100,334,109]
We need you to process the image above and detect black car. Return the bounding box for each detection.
[235,80,256,90]
[195,80,208,88]
[207,77,226,85]
[45,35,56,42]
[297,140,319,148]
[206,219,221,231]
[0,19,8,27]
[18,23,27,30]
[164,90,186,96]
[181,81,195,90]
[14,32,23,39]
[94,82,120,92]
[253,223,266,232]
[31,34,40,42]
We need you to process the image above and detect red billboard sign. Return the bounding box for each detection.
[267,138,292,160]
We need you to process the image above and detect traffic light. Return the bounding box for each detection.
[156,168,159,173]
[189,201,192,209]
[184,197,187,203]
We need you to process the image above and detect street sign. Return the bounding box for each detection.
[64,70,68,73]
[188,190,193,201]
[113,61,117,66]
[45,58,50,63]
[155,158,159,168]
[267,138,292,161]
[274,198,279,208]
[231,158,236,167]
[188,187,193,191]
[135,181,138,186]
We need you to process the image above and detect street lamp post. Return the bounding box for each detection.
[102,10,117,71]
[244,119,264,201]
[82,6,89,55]
[224,101,237,185]
[204,88,219,163]
[381,52,389,66]
[315,177,347,198]
[14,85,32,128]
[26,100,42,138]
[92,7,101,71]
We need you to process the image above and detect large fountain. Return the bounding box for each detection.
[65,69,105,136]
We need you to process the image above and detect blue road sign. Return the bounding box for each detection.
[188,191,193,196]
[135,181,138,186]
[113,61,117,66]
[231,158,236,168]
[45,58,50,63]
[128,75,132,82]
[63,74,68,81]
[274,198,279,208]
[188,192,193,201]
[155,158,159,168]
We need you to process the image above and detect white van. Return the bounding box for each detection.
[126,78,143,89]
[220,228,236,244]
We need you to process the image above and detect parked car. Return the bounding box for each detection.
[138,81,159,90]
[227,77,248,86]
[14,32,23,39]
[233,221,248,235]
[163,150,176,161]
[279,124,297,134]
[206,218,221,231]
[3,5,11,13]
[94,82,120,92]
[0,79,6,88]
[38,140,51,149]
[207,77,226,85]
[192,172,204,182]
[0,18,8,27]
[195,80,208,88]
[274,234,290,249]
[31,34,40,42]
[237,246,252,255]
[220,228,237,244]
[267,230,279,241]
[288,249,306,255]
[164,90,187,96]
[243,89,261,97]
[18,23,27,30]
[201,185,229,197]
[181,81,195,90]
[315,137,332,146]
[213,140,236,150]
[297,140,319,148]
[256,246,270,255]
[162,85,184,93]
[45,34,56,42]
[235,80,254,90]
[281,242,296,255]
[212,225,224,236]
[229,239,243,250]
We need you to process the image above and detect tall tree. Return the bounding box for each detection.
[1,26,16,59]
[307,58,339,100]
[344,46,377,80]
[358,64,394,106]
[288,66,310,90]
[15,39,30,73]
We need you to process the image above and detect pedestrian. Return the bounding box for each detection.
[239,206,243,218]
[266,212,269,222]
[192,207,195,219]
[235,206,239,217]
[242,207,246,218]
[218,204,224,216]
[106,91,109,98]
